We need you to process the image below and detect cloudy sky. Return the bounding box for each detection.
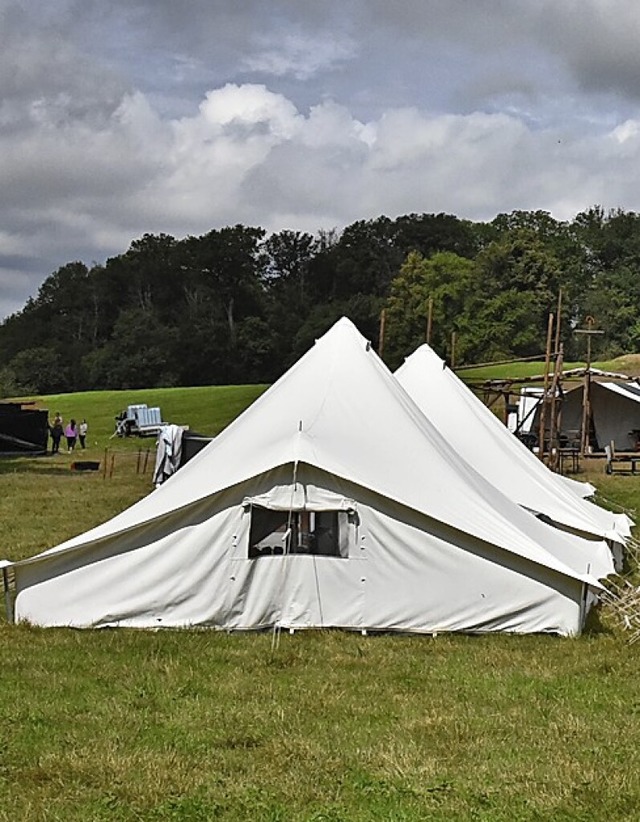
[2,0,640,318]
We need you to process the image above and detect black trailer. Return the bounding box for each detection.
[0,402,49,454]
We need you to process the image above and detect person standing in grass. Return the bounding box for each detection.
[50,413,63,454]
[78,419,88,449]
[65,419,78,452]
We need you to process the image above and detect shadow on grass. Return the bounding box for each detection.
[584,603,614,636]
[0,455,95,477]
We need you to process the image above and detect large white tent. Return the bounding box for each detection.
[534,380,640,452]
[6,319,609,636]
[394,344,632,565]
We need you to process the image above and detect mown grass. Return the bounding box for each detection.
[3,623,640,820]
[1,389,640,820]
[29,384,268,452]
[459,356,640,383]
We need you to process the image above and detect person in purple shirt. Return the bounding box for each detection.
[65,419,78,452]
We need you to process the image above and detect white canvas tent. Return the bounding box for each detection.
[395,344,632,567]
[547,381,640,452]
[6,319,607,636]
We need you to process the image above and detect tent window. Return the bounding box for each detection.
[248,507,349,559]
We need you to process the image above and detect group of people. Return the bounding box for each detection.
[49,413,88,454]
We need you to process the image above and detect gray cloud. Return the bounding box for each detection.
[2,0,640,318]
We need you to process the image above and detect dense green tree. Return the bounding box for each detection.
[571,208,640,357]
[394,212,480,259]
[472,229,564,360]
[5,208,640,392]
[82,307,178,390]
[384,251,476,369]
[9,346,70,394]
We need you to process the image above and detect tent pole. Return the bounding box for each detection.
[271,454,301,652]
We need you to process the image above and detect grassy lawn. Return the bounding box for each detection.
[0,387,639,820]
[458,354,640,383]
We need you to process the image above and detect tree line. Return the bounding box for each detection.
[1,206,639,395]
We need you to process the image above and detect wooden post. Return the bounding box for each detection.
[143,448,150,474]
[426,297,433,344]
[502,390,511,426]
[574,317,604,456]
[136,448,142,475]
[103,448,108,480]
[2,566,13,625]
[450,331,457,369]
[537,312,554,462]
[580,368,591,457]
[109,453,116,479]
[554,288,563,353]
[378,309,386,358]
[548,343,564,470]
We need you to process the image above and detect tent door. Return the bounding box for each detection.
[222,507,366,629]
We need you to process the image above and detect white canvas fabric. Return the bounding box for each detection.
[152,424,184,487]
[587,382,640,452]
[9,318,605,635]
[556,474,597,499]
[395,344,632,552]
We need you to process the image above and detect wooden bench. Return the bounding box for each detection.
[605,442,640,475]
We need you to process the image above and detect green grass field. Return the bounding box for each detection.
[458,354,640,383]
[1,384,640,820]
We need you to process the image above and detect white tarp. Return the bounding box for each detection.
[394,344,632,551]
[152,424,184,487]
[8,318,606,635]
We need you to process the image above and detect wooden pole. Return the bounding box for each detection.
[426,297,433,344]
[2,566,13,625]
[574,318,604,456]
[537,312,555,462]
[143,449,150,474]
[450,331,457,369]
[378,309,386,358]
[548,343,564,470]
[554,288,563,353]
[502,390,511,425]
[580,365,590,456]
[455,352,551,371]
[109,453,116,479]
[103,448,108,480]
[136,448,142,475]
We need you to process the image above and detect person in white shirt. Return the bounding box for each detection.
[78,419,88,449]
